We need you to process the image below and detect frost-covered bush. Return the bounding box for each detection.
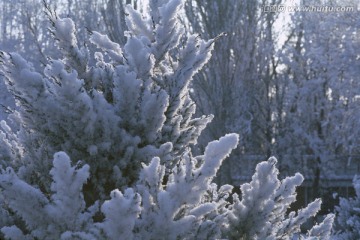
[0,0,213,201]
[0,0,334,239]
[0,135,237,239]
[0,147,333,239]
[225,157,333,240]
[334,176,360,239]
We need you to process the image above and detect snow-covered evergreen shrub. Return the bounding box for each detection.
[334,175,360,239]
[0,0,213,201]
[0,0,334,239]
[0,142,333,239]
[225,157,334,240]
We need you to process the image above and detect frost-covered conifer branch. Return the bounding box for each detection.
[134,133,238,239]
[225,157,334,239]
[0,152,98,239]
[97,188,141,240]
[44,1,89,81]
[0,120,22,167]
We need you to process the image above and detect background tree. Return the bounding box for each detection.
[184,0,288,185]
[279,0,360,203]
